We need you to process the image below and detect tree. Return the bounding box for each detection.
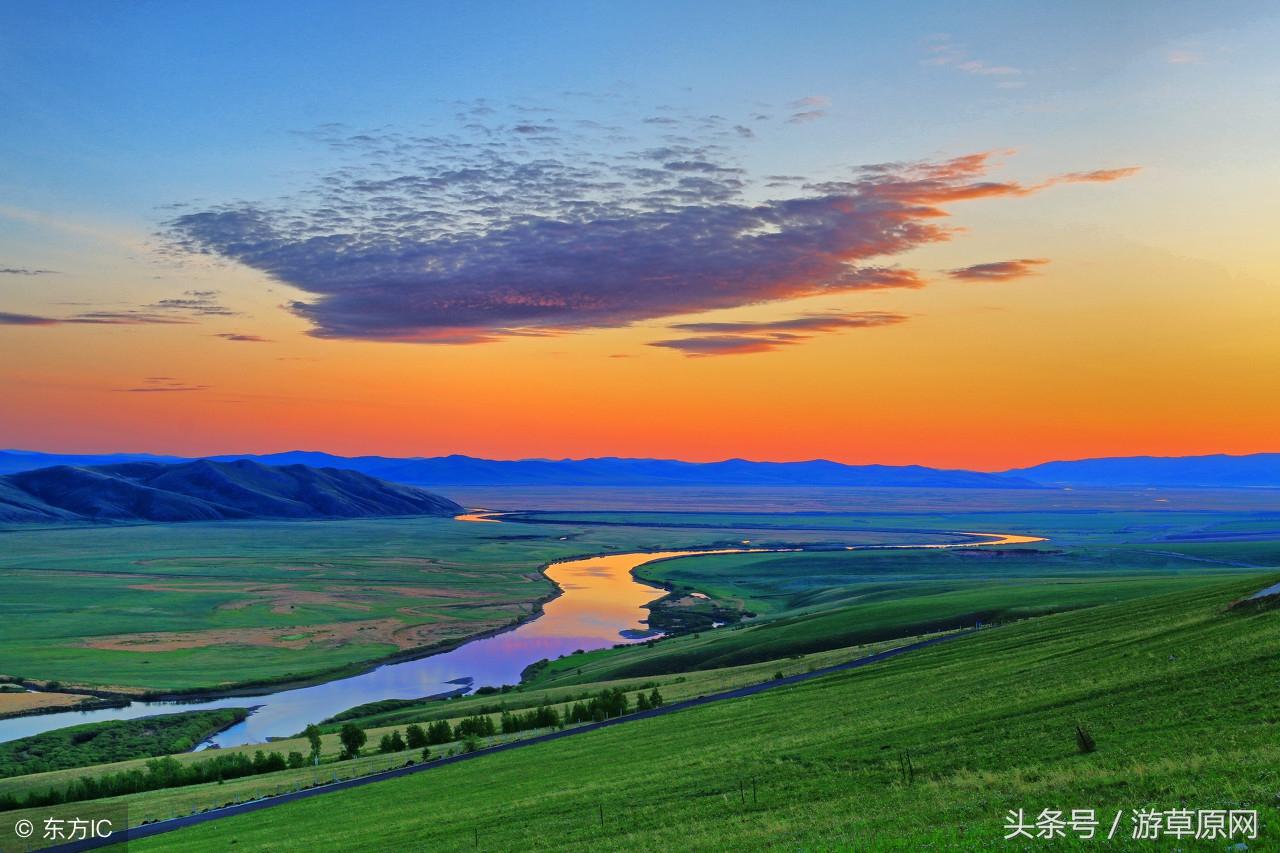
[635,692,651,711]
[427,719,453,745]
[378,734,395,754]
[420,746,431,762]
[304,723,323,766]
[648,687,664,708]
[389,730,406,752]
[405,724,427,749]
[338,723,367,760]
[287,751,305,769]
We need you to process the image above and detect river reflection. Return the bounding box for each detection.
[0,549,722,748]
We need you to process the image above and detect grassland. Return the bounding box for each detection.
[101,571,1280,851]
[0,514,877,694]
[3,489,1279,850]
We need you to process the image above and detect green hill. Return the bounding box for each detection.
[0,459,463,522]
[124,573,1279,851]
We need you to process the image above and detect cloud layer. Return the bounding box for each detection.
[163,107,1136,350]
[651,311,908,356]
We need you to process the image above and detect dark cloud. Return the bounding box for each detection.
[214,333,273,342]
[651,311,908,357]
[947,258,1049,281]
[0,267,58,276]
[163,113,1135,348]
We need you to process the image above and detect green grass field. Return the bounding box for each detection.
[102,572,1280,852]
[2,491,1279,850]
[0,514,891,693]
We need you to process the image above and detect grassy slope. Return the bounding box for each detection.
[0,635,916,809]
[525,572,1229,686]
[124,573,1279,851]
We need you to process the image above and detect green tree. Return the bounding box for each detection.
[635,692,652,711]
[389,730,406,752]
[287,751,305,769]
[649,687,664,708]
[304,723,323,766]
[405,724,427,749]
[427,719,453,745]
[338,723,367,760]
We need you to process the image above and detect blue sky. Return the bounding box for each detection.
[1,2,1277,465]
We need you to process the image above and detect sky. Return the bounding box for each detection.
[2,1,1278,470]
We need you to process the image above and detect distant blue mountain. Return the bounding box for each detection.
[0,450,1039,489]
[1005,453,1280,488]
[0,449,185,475]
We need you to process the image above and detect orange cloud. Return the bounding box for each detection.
[947,258,1050,282]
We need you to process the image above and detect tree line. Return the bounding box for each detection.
[0,750,310,813]
[0,687,668,813]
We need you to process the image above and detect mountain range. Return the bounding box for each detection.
[0,459,463,523]
[0,450,1277,494]
[0,450,1034,489]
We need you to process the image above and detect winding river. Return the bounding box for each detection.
[0,517,1043,748]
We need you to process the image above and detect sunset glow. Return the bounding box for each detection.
[3,3,1277,469]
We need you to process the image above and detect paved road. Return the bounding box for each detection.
[39,629,975,852]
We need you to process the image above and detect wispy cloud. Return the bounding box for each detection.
[786,95,830,124]
[650,311,908,357]
[214,333,272,342]
[1,289,238,327]
[924,35,1022,86]
[162,105,1135,351]
[0,311,60,326]
[947,258,1049,282]
[0,310,193,326]
[0,267,58,276]
[148,289,236,317]
[113,377,209,393]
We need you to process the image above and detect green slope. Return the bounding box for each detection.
[127,573,1280,851]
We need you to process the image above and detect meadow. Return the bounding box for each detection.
[1,488,1278,850]
[0,507,1007,695]
[95,572,1280,852]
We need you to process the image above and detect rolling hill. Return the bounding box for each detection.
[0,459,464,523]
